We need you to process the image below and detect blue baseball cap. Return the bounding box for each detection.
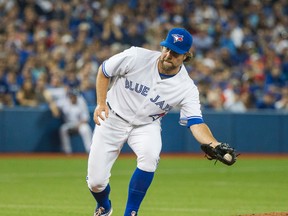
[160,28,193,54]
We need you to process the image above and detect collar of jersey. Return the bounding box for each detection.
[159,72,176,79]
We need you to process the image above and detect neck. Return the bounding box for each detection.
[159,68,179,75]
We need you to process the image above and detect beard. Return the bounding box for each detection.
[159,58,177,73]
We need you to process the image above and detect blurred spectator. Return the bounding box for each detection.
[0,77,7,108]
[35,74,59,115]
[18,65,36,86]
[0,0,287,112]
[29,56,47,81]
[0,69,13,107]
[122,22,147,47]
[63,66,80,88]
[5,71,21,105]
[282,50,288,81]
[206,86,224,110]
[218,47,237,68]
[223,79,243,111]
[225,91,247,113]
[16,79,38,107]
[101,7,123,45]
[45,73,67,104]
[193,24,214,57]
[275,86,288,110]
[256,91,276,109]
[79,77,96,107]
[264,66,286,91]
[78,62,97,86]
[229,18,244,49]
[241,91,256,110]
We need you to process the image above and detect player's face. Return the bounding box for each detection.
[158,47,186,74]
[69,95,77,104]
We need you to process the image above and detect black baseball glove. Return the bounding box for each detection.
[200,143,238,166]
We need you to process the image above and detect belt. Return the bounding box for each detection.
[107,102,129,123]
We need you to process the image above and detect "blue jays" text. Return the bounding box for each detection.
[125,78,150,96]
[125,78,173,112]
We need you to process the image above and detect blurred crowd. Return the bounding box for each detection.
[0,0,288,112]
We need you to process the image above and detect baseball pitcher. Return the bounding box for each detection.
[87,28,237,216]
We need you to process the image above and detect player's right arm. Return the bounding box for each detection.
[93,64,110,125]
[43,90,61,118]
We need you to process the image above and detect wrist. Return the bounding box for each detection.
[209,142,220,148]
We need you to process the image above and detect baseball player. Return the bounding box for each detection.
[87,28,227,216]
[55,89,92,154]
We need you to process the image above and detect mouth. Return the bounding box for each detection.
[162,59,172,64]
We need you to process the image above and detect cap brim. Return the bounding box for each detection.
[160,41,186,54]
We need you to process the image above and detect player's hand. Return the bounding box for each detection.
[93,104,109,125]
[209,141,220,148]
[201,142,238,166]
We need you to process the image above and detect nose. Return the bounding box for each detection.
[165,50,173,58]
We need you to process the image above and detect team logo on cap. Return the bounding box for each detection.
[172,34,184,43]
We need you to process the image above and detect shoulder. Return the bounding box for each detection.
[176,67,199,93]
[135,47,160,58]
[178,66,195,84]
[108,46,160,62]
[123,46,160,59]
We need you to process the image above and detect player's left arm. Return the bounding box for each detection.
[181,86,238,165]
[189,123,219,148]
[190,123,238,165]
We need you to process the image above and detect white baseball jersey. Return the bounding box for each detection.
[57,95,90,123]
[46,87,67,103]
[102,46,203,126]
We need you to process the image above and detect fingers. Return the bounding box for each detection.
[105,107,109,118]
[93,105,109,125]
[93,110,104,125]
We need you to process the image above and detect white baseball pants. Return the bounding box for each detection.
[59,122,92,154]
[87,111,162,192]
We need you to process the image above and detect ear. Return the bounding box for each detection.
[184,52,193,62]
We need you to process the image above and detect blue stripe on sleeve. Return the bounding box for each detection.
[179,116,204,127]
[102,60,111,78]
[187,117,204,127]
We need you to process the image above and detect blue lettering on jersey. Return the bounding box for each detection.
[142,86,150,96]
[124,78,173,112]
[150,95,173,112]
[134,83,143,93]
[125,78,150,96]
